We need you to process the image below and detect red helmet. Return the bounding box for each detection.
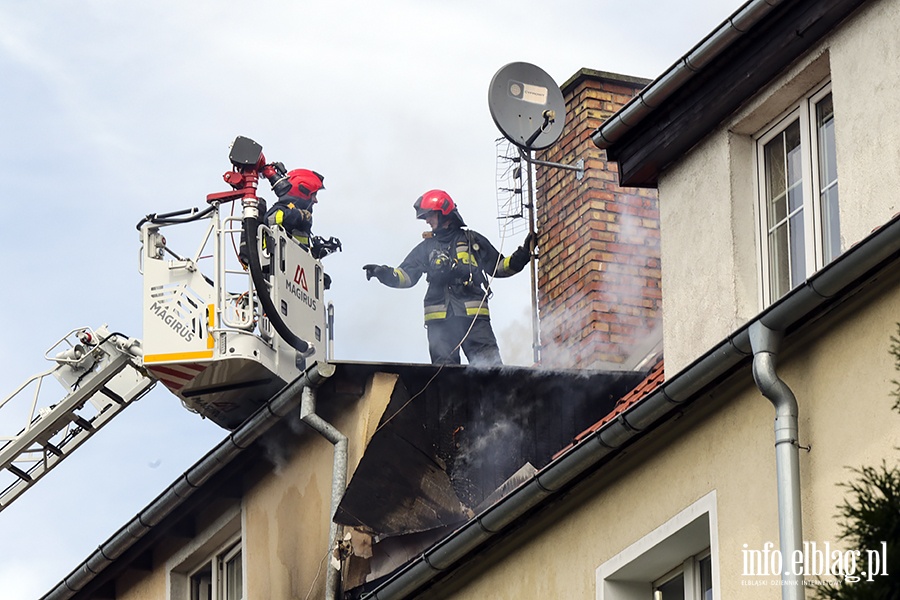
[284,169,325,201]
[414,189,466,226]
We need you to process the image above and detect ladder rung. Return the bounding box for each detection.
[7,464,32,482]
[43,442,64,457]
[73,416,94,432]
[100,387,126,406]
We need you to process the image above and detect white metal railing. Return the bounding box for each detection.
[0,326,155,512]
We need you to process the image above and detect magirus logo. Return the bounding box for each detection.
[148,283,205,342]
[285,265,317,310]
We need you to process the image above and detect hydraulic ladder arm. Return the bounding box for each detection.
[0,325,156,513]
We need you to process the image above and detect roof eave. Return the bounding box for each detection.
[592,0,869,188]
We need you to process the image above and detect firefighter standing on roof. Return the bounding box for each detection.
[363,189,532,366]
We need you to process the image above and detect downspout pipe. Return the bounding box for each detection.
[301,385,348,600]
[749,322,805,599]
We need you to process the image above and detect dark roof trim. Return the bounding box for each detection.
[591,0,777,149]
[361,211,900,599]
[592,0,868,187]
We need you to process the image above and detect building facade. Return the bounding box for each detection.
[42,0,900,599]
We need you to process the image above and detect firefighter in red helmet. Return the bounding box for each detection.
[264,168,325,248]
[239,167,326,269]
[364,189,533,366]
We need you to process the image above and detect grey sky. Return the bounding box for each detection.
[0,1,746,596]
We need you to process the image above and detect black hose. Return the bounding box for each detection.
[243,214,311,354]
[135,205,216,230]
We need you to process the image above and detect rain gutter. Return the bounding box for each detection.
[42,361,336,600]
[591,0,782,149]
[361,212,900,600]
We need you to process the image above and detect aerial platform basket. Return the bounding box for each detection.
[139,203,329,430]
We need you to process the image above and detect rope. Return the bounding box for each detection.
[373,230,512,434]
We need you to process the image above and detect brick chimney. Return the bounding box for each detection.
[534,69,661,370]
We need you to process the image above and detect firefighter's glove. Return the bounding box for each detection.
[508,233,534,272]
[311,235,342,259]
[363,264,398,285]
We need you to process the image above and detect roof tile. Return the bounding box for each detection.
[553,359,665,459]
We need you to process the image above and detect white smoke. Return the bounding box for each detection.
[535,194,663,372]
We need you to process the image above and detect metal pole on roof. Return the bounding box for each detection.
[523,148,541,365]
[518,148,583,366]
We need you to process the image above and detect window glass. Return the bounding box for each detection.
[757,82,839,304]
[768,221,788,297]
[191,564,212,600]
[816,92,840,262]
[764,120,805,299]
[186,540,241,600]
[224,548,243,600]
[596,495,717,600]
[654,572,685,600]
[786,122,803,208]
[699,555,713,600]
[789,211,806,289]
[766,132,787,227]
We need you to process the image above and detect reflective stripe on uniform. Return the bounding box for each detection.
[466,306,491,317]
[424,306,447,321]
[424,300,490,321]
[465,304,490,317]
[457,250,477,266]
[396,267,413,288]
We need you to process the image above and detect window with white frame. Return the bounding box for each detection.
[169,506,243,600]
[596,491,718,600]
[652,551,713,600]
[756,81,840,304]
[189,537,243,600]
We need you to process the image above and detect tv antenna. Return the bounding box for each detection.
[495,137,529,238]
[488,62,583,364]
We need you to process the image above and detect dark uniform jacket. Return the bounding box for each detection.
[265,198,313,248]
[388,227,528,322]
[238,197,315,270]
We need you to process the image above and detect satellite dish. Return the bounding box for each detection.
[488,62,566,151]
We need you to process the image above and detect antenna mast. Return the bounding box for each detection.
[488,62,582,364]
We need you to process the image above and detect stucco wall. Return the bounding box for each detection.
[108,372,397,600]
[423,274,900,599]
[243,372,395,598]
[657,132,739,375]
[658,0,900,374]
[827,0,900,238]
[116,567,167,600]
